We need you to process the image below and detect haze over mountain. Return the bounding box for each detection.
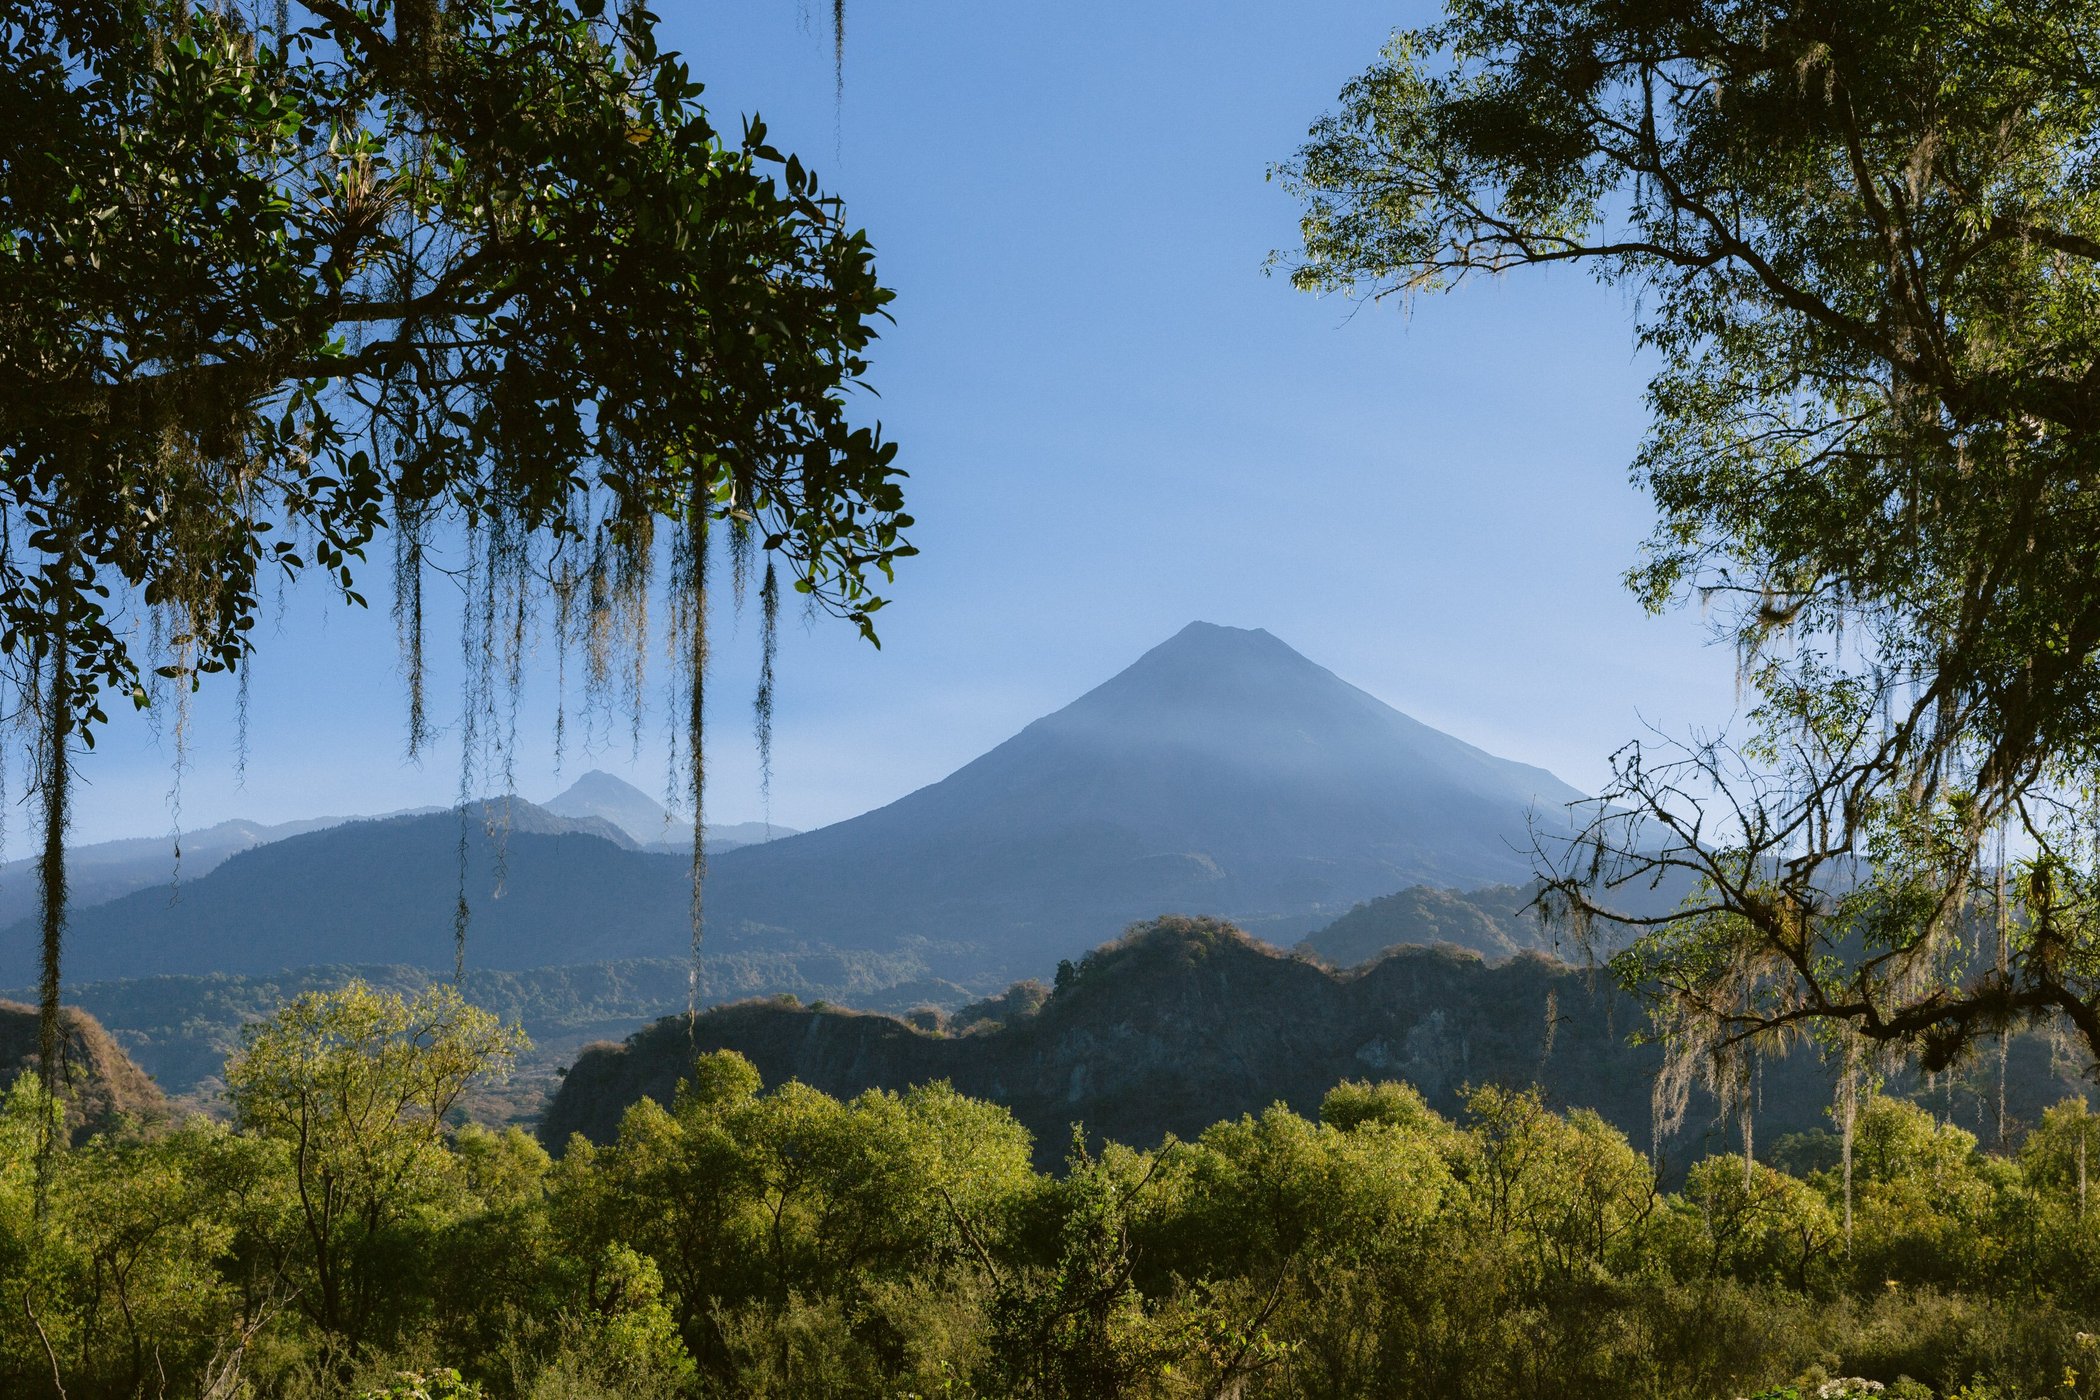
[0,800,685,984]
[5,622,1589,985]
[542,769,795,851]
[695,622,1586,966]
[0,772,789,974]
[0,809,444,930]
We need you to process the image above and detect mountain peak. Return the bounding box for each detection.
[1166,620,1277,642]
[1046,620,1395,742]
[699,622,1587,970]
[545,770,679,845]
[1149,620,1293,660]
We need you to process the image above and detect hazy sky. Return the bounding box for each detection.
[64,1,1746,845]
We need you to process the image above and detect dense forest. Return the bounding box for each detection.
[3,980,2099,1400]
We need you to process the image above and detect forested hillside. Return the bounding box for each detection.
[546,918,2095,1173]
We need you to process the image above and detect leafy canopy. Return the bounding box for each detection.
[1,0,909,1094]
[1280,0,2100,1089]
[227,980,523,1348]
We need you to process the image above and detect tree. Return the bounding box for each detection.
[1670,1156,1841,1295]
[1279,0,2100,1096]
[1,0,909,1102]
[225,981,523,1355]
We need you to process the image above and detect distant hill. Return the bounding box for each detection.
[1298,868,1708,968]
[0,1000,166,1141]
[0,809,444,929]
[1300,883,1551,964]
[544,917,2099,1174]
[542,770,796,851]
[692,622,1587,971]
[0,799,697,985]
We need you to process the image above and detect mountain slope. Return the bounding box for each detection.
[0,800,689,984]
[695,622,1584,968]
[543,770,796,850]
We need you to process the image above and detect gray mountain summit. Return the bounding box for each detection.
[544,770,794,851]
[697,622,1585,967]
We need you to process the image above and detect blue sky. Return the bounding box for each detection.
[64,0,1743,845]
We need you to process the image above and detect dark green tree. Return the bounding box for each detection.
[1279,0,2100,1099]
[0,0,910,1094]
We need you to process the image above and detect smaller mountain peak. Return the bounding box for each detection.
[544,770,678,845]
[559,769,638,795]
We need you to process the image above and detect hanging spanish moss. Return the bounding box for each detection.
[664,501,710,1035]
[756,559,780,814]
[394,513,433,760]
[833,0,846,104]
[1,0,909,1185]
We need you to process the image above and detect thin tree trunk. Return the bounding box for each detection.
[1841,1066,1856,1249]
[36,558,71,1157]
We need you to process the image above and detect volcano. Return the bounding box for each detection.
[696,622,1583,968]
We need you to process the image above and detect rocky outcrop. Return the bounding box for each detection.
[0,999,168,1141]
[544,917,2099,1174]
[545,919,1752,1170]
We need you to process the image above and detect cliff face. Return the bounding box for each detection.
[540,920,1792,1170]
[0,1000,168,1141]
[544,918,2100,1173]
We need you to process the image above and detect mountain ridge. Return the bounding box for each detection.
[9,623,1592,984]
[0,799,691,984]
[0,808,447,929]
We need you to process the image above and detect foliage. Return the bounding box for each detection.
[1,0,907,1099]
[10,982,2100,1397]
[359,1370,485,1400]
[1277,0,2100,1102]
[225,981,524,1354]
